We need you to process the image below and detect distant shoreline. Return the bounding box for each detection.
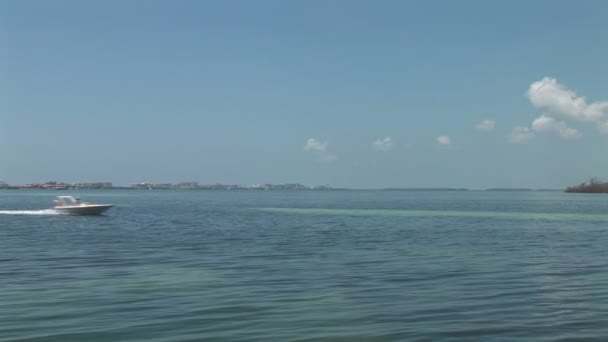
[0,181,568,192]
[0,187,565,192]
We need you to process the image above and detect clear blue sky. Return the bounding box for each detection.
[2,0,608,188]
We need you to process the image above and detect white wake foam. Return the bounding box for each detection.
[0,209,60,215]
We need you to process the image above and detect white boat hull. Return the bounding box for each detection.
[54,204,113,215]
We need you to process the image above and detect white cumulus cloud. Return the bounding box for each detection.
[531,115,582,140]
[508,127,535,144]
[372,136,393,151]
[436,135,451,145]
[527,77,608,123]
[525,77,608,139]
[304,138,336,162]
[475,119,495,132]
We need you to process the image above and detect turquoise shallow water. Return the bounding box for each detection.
[2,190,608,341]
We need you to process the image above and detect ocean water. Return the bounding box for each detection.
[2,189,608,341]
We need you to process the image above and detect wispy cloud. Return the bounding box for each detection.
[475,119,495,132]
[436,135,451,146]
[508,126,535,144]
[372,136,393,151]
[304,138,336,162]
[304,138,327,152]
[598,122,608,135]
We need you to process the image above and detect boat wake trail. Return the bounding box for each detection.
[0,209,60,216]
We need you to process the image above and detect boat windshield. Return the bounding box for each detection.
[56,196,79,206]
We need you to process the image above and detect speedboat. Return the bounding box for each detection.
[53,196,113,215]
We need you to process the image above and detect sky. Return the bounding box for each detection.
[2,0,608,189]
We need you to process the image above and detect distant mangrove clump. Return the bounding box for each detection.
[565,178,608,193]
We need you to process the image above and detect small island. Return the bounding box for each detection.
[565,178,608,193]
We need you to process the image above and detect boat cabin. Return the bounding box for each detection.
[54,196,81,207]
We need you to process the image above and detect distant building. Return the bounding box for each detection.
[176,182,199,189]
[73,182,113,189]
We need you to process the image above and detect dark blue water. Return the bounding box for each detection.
[2,190,608,341]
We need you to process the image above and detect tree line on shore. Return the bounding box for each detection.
[565,178,608,193]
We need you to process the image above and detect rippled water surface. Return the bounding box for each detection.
[2,190,608,341]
